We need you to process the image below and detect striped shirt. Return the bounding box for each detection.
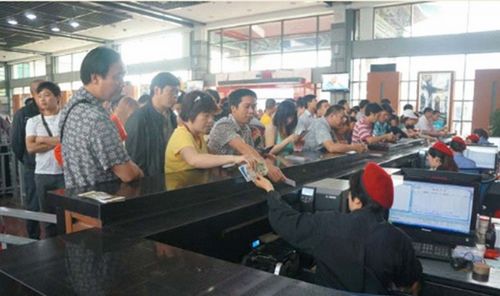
[352,116,373,143]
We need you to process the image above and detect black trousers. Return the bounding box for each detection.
[23,166,38,239]
[34,173,64,238]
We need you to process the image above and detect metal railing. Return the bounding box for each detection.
[0,143,19,198]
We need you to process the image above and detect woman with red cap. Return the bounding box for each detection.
[427,141,458,171]
[466,134,480,145]
[449,136,477,170]
[253,162,422,295]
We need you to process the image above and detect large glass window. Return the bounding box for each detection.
[374,5,411,39]
[11,60,45,79]
[56,55,72,74]
[121,33,184,65]
[209,14,333,73]
[375,1,500,39]
[0,67,5,81]
[411,2,468,37]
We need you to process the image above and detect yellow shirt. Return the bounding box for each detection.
[165,126,208,173]
[260,113,272,126]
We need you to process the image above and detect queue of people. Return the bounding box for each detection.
[8,45,498,295]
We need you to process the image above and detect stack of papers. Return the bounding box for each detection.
[78,191,125,203]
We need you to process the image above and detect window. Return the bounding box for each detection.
[0,89,6,97]
[56,55,72,73]
[411,2,468,37]
[11,60,45,79]
[34,59,46,77]
[374,5,411,39]
[72,52,87,72]
[209,14,333,73]
[0,67,5,81]
[121,33,184,65]
[374,1,500,39]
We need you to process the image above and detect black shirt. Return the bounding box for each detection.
[266,190,422,294]
[10,98,39,168]
[125,102,177,176]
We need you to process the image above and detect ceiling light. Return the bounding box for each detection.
[69,20,79,28]
[25,12,37,20]
[51,26,60,32]
[7,18,18,25]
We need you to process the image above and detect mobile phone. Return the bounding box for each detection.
[299,129,308,138]
[262,146,274,154]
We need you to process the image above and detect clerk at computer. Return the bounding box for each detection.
[449,136,477,171]
[427,141,458,171]
[253,162,422,295]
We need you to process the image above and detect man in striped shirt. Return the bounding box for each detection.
[352,103,395,144]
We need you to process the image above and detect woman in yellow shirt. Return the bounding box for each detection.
[165,91,252,173]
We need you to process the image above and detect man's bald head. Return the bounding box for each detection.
[30,79,45,97]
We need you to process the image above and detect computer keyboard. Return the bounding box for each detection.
[412,242,452,261]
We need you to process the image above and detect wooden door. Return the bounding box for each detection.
[472,69,500,130]
[367,71,401,112]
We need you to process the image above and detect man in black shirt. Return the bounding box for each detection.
[10,79,44,239]
[125,72,179,176]
[253,162,422,295]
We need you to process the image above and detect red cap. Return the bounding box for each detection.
[467,134,480,143]
[362,162,394,209]
[431,141,453,157]
[451,136,466,147]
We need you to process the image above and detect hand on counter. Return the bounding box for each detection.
[253,175,274,192]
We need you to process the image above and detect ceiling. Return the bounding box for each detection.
[0,1,337,63]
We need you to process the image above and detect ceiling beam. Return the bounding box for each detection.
[0,46,49,56]
[88,1,205,28]
[0,24,109,44]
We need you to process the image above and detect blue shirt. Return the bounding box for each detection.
[478,137,491,145]
[373,121,389,137]
[454,153,477,169]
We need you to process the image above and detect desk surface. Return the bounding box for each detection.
[0,229,351,296]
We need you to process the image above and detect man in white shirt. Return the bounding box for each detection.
[25,82,64,238]
[415,107,445,137]
[296,94,317,133]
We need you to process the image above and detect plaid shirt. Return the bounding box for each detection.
[208,115,254,155]
[59,87,130,188]
[352,116,373,144]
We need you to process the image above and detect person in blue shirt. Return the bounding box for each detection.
[473,128,492,145]
[450,136,477,171]
[373,103,393,137]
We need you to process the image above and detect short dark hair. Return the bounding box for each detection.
[403,103,413,110]
[228,89,256,108]
[365,103,383,116]
[80,47,121,85]
[325,104,345,117]
[36,81,61,97]
[423,107,433,114]
[351,106,360,113]
[206,89,221,104]
[381,103,394,114]
[349,170,385,214]
[265,98,277,110]
[180,90,218,122]
[150,72,180,96]
[297,97,307,108]
[301,94,316,107]
[316,100,329,111]
[381,98,391,105]
[359,99,369,109]
[432,110,441,115]
[337,99,348,106]
[473,128,489,140]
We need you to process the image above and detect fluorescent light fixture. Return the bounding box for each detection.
[7,18,18,25]
[25,12,37,20]
[69,20,79,28]
[51,26,60,32]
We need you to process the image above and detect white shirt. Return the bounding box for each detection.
[296,109,314,134]
[25,113,62,175]
[415,115,434,132]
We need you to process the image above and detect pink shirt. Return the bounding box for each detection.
[352,116,373,143]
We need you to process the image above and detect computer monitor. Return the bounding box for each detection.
[321,73,349,92]
[389,173,480,247]
[463,146,498,170]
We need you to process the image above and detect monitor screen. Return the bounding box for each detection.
[464,146,498,169]
[389,180,475,235]
[321,73,349,92]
